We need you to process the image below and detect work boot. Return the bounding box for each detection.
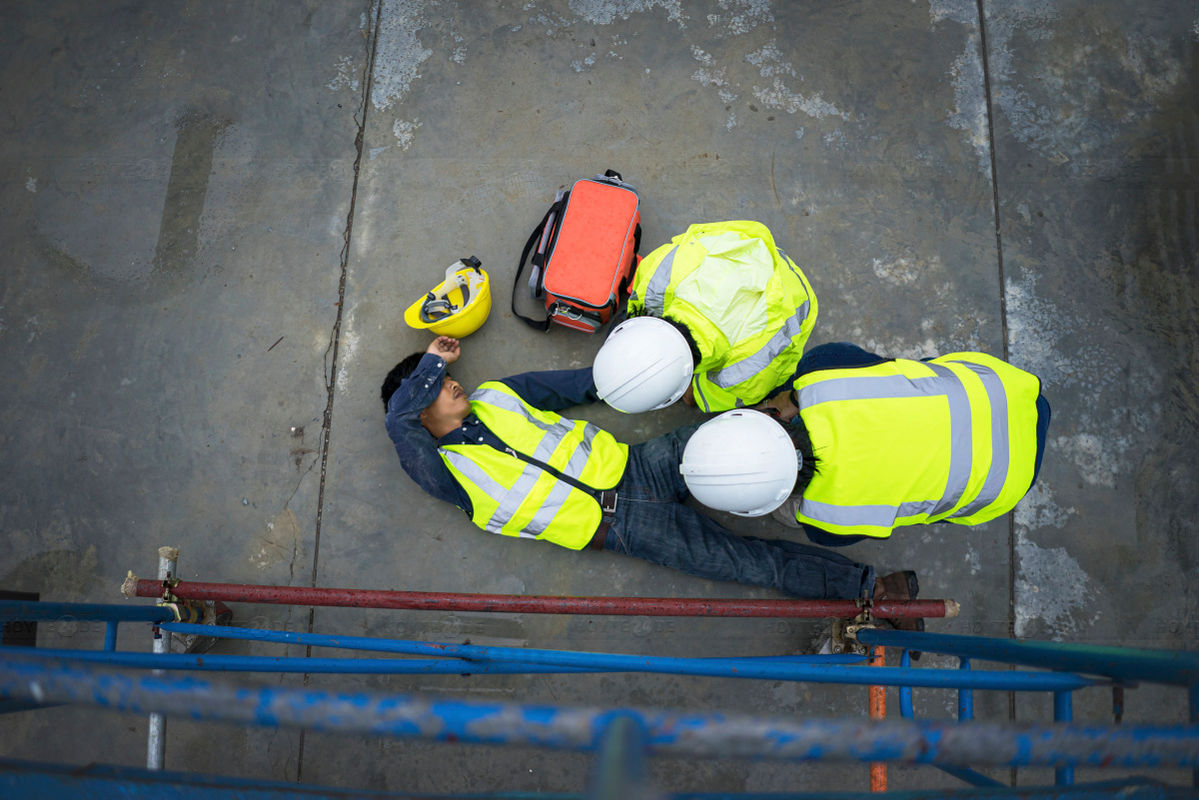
[873,570,919,603]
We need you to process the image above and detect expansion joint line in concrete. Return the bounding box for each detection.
[973,0,1019,787]
[297,0,385,784]
[973,0,1009,360]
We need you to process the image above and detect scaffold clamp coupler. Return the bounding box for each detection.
[158,575,182,604]
[157,599,202,624]
[838,620,880,656]
[829,619,872,655]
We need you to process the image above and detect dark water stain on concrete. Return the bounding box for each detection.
[1119,57,1199,577]
[153,110,230,282]
[29,106,231,307]
[33,232,90,285]
[1,546,100,602]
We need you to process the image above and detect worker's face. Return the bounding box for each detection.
[419,374,471,434]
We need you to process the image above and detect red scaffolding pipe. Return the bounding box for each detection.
[130,579,956,619]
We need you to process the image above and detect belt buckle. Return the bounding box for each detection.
[599,490,618,515]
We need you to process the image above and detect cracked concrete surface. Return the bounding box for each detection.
[1,0,1197,794]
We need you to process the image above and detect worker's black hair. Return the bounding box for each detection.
[789,413,819,496]
[626,308,702,366]
[380,351,426,411]
[660,315,702,367]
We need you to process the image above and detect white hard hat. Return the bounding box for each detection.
[593,317,694,413]
[680,410,800,517]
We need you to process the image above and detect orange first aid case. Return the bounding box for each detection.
[513,170,641,333]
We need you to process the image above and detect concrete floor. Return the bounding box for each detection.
[1,0,1197,794]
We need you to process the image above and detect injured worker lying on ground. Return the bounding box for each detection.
[380,335,920,615]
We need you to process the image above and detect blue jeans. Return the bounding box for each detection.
[603,425,876,600]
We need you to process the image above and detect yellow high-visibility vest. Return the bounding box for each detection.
[794,353,1042,537]
[439,382,629,550]
[628,220,818,411]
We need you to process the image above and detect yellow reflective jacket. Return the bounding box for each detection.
[627,221,818,411]
[439,382,629,550]
[793,353,1042,537]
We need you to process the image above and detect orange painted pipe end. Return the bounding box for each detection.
[869,645,888,793]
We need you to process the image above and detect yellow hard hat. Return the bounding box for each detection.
[403,257,492,338]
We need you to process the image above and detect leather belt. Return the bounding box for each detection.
[589,490,619,550]
[598,489,618,515]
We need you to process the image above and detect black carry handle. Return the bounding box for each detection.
[512,194,568,331]
[511,170,632,332]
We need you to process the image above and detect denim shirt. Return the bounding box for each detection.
[384,353,602,518]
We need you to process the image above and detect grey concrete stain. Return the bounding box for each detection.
[569,0,689,28]
[988,2,1187,170]
[1,547,100,604]
[998,3,1199,645]
[1121,76,1199,590]
[152,111,229,284]
[246,508,304,578]
[370,0,432,114]
[1013,524,1100,640]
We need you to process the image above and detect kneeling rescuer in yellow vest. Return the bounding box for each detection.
[594,220,818,414]
[683,342,1050,545]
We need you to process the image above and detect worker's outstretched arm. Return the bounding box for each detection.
[498,367,599,412]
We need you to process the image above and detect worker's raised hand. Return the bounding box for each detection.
[427,336,461,364]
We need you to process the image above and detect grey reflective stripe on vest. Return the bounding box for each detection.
[796,363,988,529]
[642,246,678,316]
[800,497,941,529]
[778,249,800,278]
[491,458,558,536]
[707,301,810,389]
[472,387,566,440]
[473,385,604,476]
[949,361,1010,518]
[525,479,576,533]
[927,363,974,516]
[472,385,592,466]
[692,378,712,413]
[562,430,594,478]
[440,450,537,538]
[450,386,599,535]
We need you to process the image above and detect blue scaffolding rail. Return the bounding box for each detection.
[2,593,1198,799]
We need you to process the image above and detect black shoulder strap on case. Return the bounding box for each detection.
[512,194,567,331]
